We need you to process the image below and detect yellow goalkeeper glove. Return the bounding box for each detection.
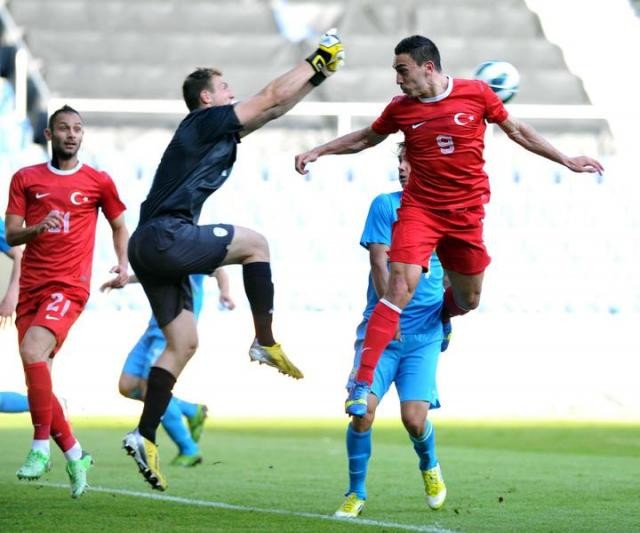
[306,28,345,85]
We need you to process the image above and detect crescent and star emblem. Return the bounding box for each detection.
[70,191,88,205]
[453,113,475,126]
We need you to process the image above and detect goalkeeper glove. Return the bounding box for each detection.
[306,28,345,86]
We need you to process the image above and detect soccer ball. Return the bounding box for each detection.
[473,60,520,103]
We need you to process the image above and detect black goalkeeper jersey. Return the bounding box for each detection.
[138,104,242,225]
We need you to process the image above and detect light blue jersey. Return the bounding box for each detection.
[350,191,444,405]
[0,218,11,255]
[122,274,206,378]
[360,191,444,339]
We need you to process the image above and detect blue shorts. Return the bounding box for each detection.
[348,322,441,407]
[122,323,166,379]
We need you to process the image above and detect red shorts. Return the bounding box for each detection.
[16,285,89,356]
[389,204,491,275]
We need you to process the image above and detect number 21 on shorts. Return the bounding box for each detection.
[45,292,71,321]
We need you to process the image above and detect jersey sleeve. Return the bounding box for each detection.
[371,99,400,135]
[480,81,509,124]
[360,194,395,249]
[5,170,27,218]
[98,171,127,221]
[0,218,10,254]
[192,105,242,142]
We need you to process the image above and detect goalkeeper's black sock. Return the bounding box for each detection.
[138,367,176,443]
[243,261,275,346]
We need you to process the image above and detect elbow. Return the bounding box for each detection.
[261,85,285,115]
[9,246,23,260]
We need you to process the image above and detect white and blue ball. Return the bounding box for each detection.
[473,60,520,103]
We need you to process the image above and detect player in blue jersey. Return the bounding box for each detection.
[335,144,447,518]
[103,270,234,467]
[0,217,29,414]
[123,30,345,490]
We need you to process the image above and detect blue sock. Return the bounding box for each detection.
[160,397,199,456]
[0,392,29,413]
[346,424,371,500]
[172,396,198,419]
[410,419,438,471]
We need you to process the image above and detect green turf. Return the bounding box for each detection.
[1,416,639,532]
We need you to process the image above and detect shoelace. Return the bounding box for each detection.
[24,452,41,467]
[424,471,442,495]
[25,450,48,467]
[341,495,362,513]
[350,385,368,401]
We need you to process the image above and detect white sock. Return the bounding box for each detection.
[32,439,50,455]
[63,441,82,461]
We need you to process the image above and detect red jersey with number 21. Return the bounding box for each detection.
[372,77,509,210]
[6,162,126,295]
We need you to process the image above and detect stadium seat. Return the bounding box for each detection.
[9,0,277,33]
[8,0,592,107]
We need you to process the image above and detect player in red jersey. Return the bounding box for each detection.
[4,105,129,497]
[295,35,604,416]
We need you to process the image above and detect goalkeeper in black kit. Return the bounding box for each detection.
[123,30,345,491]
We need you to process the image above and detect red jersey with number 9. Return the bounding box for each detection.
[6,162,126,295]
[372,77,508,210]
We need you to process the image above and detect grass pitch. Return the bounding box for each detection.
[1,417,638,532]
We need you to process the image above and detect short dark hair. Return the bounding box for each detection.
[182,67,222,111]
[48,105,82,130]
[394,35,442,71]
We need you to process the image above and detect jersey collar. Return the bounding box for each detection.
[47,160,83,175]
[417,76,453,103]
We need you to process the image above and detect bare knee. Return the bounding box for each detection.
[351,411,375,432]
[19,328,57,364]
[459,287,482,310]
[447,272,484,311]
[20,345,48,365]
[387,274,415,308]
[247,233,269,263]
[226,227,270,264]
[401,402,429,438]
[176,338,198,363]
[118,375,143,400]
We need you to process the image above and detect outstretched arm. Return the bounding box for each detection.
[294,126,388,174]
[236,29,345,137]
[498,115,604,174]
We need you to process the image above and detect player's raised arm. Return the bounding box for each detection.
[236,29,345,136]
[498,115,604,174]
[294,126,388,174]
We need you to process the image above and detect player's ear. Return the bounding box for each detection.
[423,61,435,74]
[44,128,53,141]
[199,88,213,106]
